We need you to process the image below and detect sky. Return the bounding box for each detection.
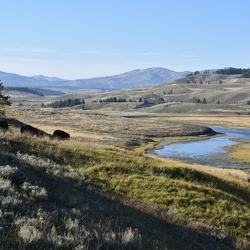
[0,0,250,79]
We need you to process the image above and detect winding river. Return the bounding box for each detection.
[155,127,250,168]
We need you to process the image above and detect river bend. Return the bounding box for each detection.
[155,126,250,168]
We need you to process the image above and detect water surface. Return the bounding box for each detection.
[155,126,250,168]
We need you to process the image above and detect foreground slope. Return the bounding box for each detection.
[1,129,250,249]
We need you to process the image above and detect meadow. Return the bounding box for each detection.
[1,104,250,249]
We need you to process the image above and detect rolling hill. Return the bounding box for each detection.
[58,73,250,115]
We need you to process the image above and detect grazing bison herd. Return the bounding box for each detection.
[0,120,70,140]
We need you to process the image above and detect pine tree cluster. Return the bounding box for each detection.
[47,98,85,108]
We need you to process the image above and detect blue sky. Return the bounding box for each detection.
[0,0,250,79]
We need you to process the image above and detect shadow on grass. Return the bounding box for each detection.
[0,151,242,250]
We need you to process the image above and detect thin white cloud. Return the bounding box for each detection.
[141,52,169,57]
[1,47,127,59]
[0,56,52,63]
[176,54,200,58]
[1,47,59,54]
[76,50,126,57]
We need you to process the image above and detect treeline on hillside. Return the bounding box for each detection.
[47,98,85,108]
[5,87,44,96]
[186,70,210,77]
[32,88,65,96]
[5,87,65,96]
[96,97,160,103]
[216,67,250,78]
[98,97,128,102]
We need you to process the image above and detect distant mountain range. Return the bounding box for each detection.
[62,68,191,90]
[0,67,215,91]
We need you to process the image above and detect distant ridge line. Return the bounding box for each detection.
[0,67,216,90]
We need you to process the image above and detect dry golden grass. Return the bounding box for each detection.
[167,115,250,128]
[29,123,115,140]
[6,106,217,149]
[190,163,250,182]
[227,140,250,164]
[146,152,250,183]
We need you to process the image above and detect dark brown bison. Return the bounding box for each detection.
[52,130,70,140]
[20,124,40,136]
[0,120,9,133]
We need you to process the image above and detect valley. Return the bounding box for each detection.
[1,72,250,249]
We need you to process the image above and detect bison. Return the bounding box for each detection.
[20,124,40,136]
[0,120,9,133]
[52,130,70,140]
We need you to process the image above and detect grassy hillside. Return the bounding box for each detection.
[1,132,250,249]
[70,73,250,114]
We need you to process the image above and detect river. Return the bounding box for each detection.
[154,126,250,168]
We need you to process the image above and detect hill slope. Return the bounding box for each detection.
[74,73,250,115]
[1,133,250,249]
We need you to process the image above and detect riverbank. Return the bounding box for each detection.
[227,138,250,164]
[146,134,220,155]
[146,127,250,170]
[145,136,250,184]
